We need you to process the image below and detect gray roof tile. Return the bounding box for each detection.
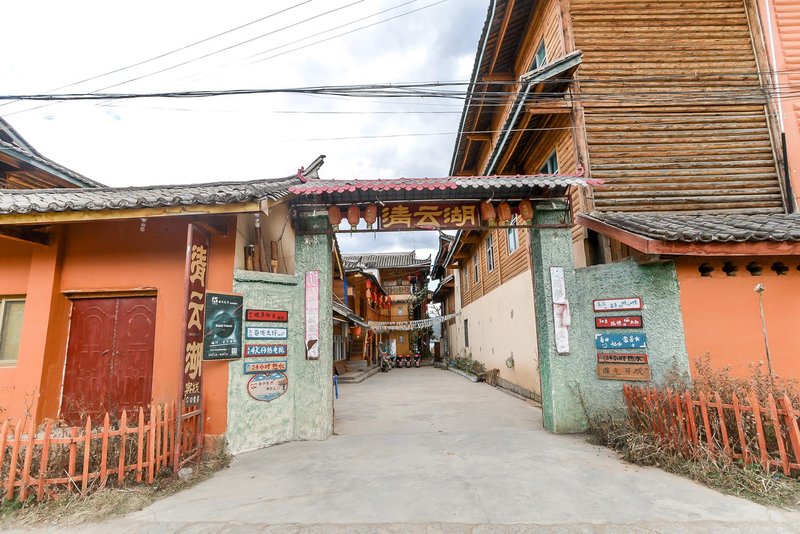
[343,251,432,270]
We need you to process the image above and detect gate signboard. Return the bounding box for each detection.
[180,224,209,407]
[379,203,482,230]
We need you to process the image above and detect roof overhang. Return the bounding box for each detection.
[578,213,800,256]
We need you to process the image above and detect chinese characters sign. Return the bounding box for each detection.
[203,293,243,361]
[244,360,288,374]
[379,203,481,230]
[597,353,648,364]
[593,297,643,312]
[305,270,320,360]
[595,316,643,329]
[246,309,288,322]
[595,333,647,349]
[596,363,651,382]
[246,326,288,340]
[181,224,209,407]
[247,372,288,402]
[245,343,288,357]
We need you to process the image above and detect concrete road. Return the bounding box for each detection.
[65,368,800,532]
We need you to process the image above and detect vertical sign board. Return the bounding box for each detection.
[550,267,571,354]
[305,270,320,360]
[203,293,243,360]
[180,224,210,407]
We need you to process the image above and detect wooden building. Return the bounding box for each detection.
[444,0,800,388]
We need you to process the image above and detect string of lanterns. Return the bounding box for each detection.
[364,279,393,310]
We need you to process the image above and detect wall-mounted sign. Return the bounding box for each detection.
[597,353,649,365]
[595,333,647,349]
[246,326,288,340]
[597,363,652,382]
[203,293,243,361]
[180,224,209,407]
[595,316,643,329]
[379,203,482,230]
[245,343,288,357]
[247,372,288,402]
[593,297,643,313]
[246,309,288,322]
[305,270,320,360]
[244,360,287,374]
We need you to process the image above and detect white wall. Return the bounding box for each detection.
[456,273,540,396]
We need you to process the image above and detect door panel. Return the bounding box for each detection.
[62,296,157,424]
[112,297,156,414]
[62,299,117,423]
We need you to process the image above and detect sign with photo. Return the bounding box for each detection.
[203,293,244,361]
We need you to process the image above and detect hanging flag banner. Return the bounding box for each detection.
[203,293,243,361]
[368,313,457,333]
[305,270,320,360]
[379,203,482,230]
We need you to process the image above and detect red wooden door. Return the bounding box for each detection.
[62,297,156,423]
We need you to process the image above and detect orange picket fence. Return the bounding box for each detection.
[0,403,203,502]
[623,385,800,476]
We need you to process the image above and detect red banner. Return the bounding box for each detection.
[379,203,481,230]
[180,224,210,407]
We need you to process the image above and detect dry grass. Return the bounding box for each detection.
[589,416,800,509]
[0,449,231,528]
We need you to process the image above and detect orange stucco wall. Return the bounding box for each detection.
[0,216,236,435]
[677,257,800,380]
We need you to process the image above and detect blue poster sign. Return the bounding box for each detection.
[595,333,647,349]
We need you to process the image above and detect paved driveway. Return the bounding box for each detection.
[71,368,799,532]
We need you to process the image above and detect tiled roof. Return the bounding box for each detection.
[342,251,432,270]
[582,212,800,243]
[332,301,368,327]
[0,176,300,215]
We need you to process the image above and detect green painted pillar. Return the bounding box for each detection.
[293,216,334,441]
[530,202,588,434]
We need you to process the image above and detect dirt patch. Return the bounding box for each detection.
[0,452,230,528]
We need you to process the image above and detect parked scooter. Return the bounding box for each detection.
[413,353,421,367]
[393,354,401,368]
[404,354,412,368]
[380,352,392,372]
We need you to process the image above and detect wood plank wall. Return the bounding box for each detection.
[570,0,784,214]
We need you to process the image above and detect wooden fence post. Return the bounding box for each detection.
[6,421,22,501]
[732,394,749,465]
[100,413,110,489]
[751,391,770,471]
[147,405,156,484]
[37,420,52,501]
[714,392,731,456]
[684,391,698,445]
[698,391,714,449]
[19,424,36,502]
[780,395,800,467]
[118,410,127,487]
[137,408,145,483]
[81,417,92,495]
[67,426,77,492]
[767,394,790,475]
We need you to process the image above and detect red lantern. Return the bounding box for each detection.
[518,199,534,222]
[327,206,342,229]
[366,280,372,289]
[366,288,372,301]
[354,326,362,337]
[346,205,361,227]
[497,201,512,224]
[364,203,378,230]
[480,200,497,226]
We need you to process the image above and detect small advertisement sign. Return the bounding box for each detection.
[244,360,287,374]
[597,353,649,364]
[246,326,288,340]
[203,293,243,361]
[595,316,643,329]
[245,343,288,357]
[246,309,288,322]
[595,333,647,349]
[247,372,288,402]
[596,363,652,382]
[593,297,643,313]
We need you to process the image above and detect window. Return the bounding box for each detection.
[534,39,547,70]
[0,298,25,363]
[540,151,559,175]
[464,319,469,347]
[486,234,495,272]
[507,216,519,254]
[473,254,480,284]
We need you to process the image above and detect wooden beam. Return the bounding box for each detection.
[0,201,263,226]
[481,72,515,83]
[193,218,229,237]
[487,0,516,75]
[462,236,482,244]
[0,226,50,246]
[466,133,492,142]
[526,102,573,115]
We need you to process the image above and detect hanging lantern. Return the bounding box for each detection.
[363,203,378,230]
[366,288,372,301]
[366,280,372,289]
[497,201,513,224]
[518,199,534,222]
[480,200,497,226]
[354,326,362,337]
[327,206,343,229]
[346,205,361,228]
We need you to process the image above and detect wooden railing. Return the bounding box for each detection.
[0,403,202,502]
[623,385,800,476]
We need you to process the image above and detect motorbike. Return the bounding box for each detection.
[413,353,421,367]
[404,354,412,368]
[380,352,392,372]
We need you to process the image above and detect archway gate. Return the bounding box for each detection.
[286,174,589,435]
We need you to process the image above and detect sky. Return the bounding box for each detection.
[1,0,488,260]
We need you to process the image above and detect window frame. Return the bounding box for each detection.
[473,253,480,284]
[507,216,519,254]
[0,297,25,365]
[534,38,547,70]
[539,150,559,175]
[486,234,495,273]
